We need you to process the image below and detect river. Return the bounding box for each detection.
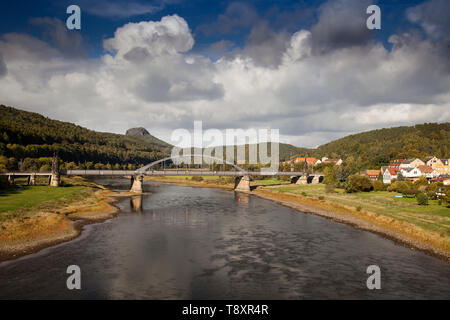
[0,178,449,299]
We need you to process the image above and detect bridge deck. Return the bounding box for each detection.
[1,170,322,177]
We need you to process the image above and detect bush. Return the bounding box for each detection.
[402,188,419,198]
[325,184,335,193]
[387,181,411,194]
[416,193,429,206]
[356,206,362,212]
[372,180,385,191]
[446,189,450,203]
[426,182,440,193]
[301,192,307,196]
[414,176,429,188]
[318,196,325,200]
[191,176,204,182]
[344,174,373,193]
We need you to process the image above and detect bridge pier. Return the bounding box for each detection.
[311,176,320,184]
[130,175,144,193]
[234,175,251,192]
[50,154,60,187]
[8,175,14,185]
[295,175,308,185]
[50,173,60,187]
[28,174,36,186]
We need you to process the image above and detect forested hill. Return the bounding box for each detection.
[315,123,450,167]
[0,105,170,170]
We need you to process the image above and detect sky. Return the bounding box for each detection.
[0,0,449,147]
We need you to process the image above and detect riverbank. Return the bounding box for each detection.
[0,177,132,262]
[145,176,450,262]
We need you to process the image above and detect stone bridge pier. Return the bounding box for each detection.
[234,175,251,192]
[295,175,308,185]
[27,174,36,186]
[130,175,144,193]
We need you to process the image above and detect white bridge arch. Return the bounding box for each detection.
[136,155,245,173]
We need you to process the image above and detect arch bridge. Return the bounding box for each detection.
[0,155,323,193]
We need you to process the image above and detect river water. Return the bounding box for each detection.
[0,178,449,299]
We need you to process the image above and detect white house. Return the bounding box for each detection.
[383,167,398,184]
[399,167,423,179]
[417,165,440,179]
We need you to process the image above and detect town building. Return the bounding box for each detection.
[383,167,399,184]
[359,170,381,181]
[399,158,425,169]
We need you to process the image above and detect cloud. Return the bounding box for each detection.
[103,15,194,58]
[0,53,7,77]
[310,0,374,54]
[30,17,85,58]
[197,2,258,36]
[240,21,290,67]
[406,0,450,39]
[0,9,449,148]
[80,0,179,19]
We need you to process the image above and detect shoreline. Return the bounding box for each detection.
[146,177,450,262]
[0,188,133,263]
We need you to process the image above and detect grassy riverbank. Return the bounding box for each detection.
[0,177,127,261]
[146,176,450,261]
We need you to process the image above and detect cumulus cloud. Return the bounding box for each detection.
[104,15,194,58]
[0,3,449,148]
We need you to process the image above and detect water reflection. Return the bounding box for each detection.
[130,195,143,212]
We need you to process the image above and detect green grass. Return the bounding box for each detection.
[0,186,88,213]
[251,178,291,186]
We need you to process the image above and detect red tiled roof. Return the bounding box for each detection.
[389,159,406,166]
[417,165,433,173]
[387,167,399,175]
[294,157,318,163]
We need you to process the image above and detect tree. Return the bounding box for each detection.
[416,193,429,206]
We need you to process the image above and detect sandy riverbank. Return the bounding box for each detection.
[145,177,450,262]
[0,188,133,262]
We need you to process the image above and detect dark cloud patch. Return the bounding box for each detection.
[0,53,7,77]
[123,47,150,62]
[267,5,315,32]
[241,21,289,67]
[79,0,179,19]
[197,2,258,36]
[310,0,374,54]
[406,0,450,39]
[30,17,86,58]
